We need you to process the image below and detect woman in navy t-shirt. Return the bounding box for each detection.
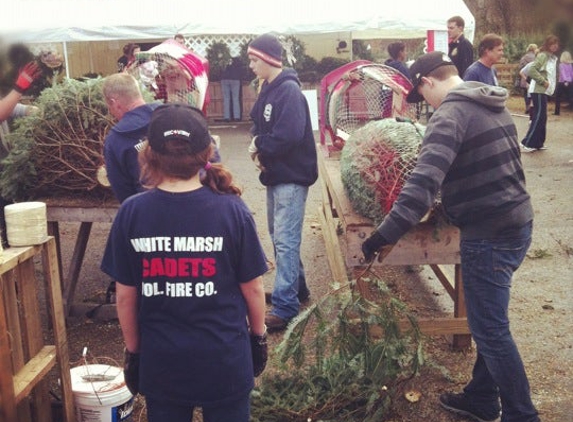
[101,103,268,422]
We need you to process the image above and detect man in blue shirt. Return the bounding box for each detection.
[463,33,505,86]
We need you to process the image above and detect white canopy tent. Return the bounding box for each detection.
[2,0,474,42]
[1,0,474,77]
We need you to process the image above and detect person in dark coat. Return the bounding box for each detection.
[447,15,474,77]
[384,41,411,80]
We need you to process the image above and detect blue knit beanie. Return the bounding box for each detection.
[248,34,283,67]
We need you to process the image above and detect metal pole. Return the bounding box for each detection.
[63,41,70,79]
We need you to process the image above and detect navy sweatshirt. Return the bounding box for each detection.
[250,68,318,187]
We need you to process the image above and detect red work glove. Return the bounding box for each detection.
[14,62,41,94]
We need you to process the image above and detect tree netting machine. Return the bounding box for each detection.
[317,61,470,347]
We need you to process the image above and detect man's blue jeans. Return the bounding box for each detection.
[460,222,539,422]
[221,79,241,120]
[267,183,309,320]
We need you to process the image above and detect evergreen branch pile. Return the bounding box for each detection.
[340,118,425,225]
[0,78,114,201]
[250,278,423,422]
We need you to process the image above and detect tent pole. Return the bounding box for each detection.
[349,32,353,61]
[63,41,70,79]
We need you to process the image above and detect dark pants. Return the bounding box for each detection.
[460,222,539,422]
[522,87,531,112]
[521,93,547,149]
[554,82,573,115]
[146,394,250,422]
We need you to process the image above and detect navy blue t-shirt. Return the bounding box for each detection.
[101,186,268,406]
[463,61,499,86]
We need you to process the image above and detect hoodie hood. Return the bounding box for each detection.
[264,67,301,91]
[443,81,508,113]
[112,102,160,135]
[276,67,301,86]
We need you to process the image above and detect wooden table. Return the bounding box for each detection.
[0,238,74,422]
[317,151,471,348]
[44,198,119,316]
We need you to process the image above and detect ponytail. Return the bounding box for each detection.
[140,141,241,196]
[202,162,242,196]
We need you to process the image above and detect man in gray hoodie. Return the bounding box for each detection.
[362,52,540,422]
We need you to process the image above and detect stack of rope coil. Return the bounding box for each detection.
[4,201,48,246]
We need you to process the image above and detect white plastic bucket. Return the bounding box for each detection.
[70,364,134,422]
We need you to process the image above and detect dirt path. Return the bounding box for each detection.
[505,111,573,422]
[59,103,572,421]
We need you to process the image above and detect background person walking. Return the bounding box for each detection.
[521,35,560,152]
[554,50,573,115]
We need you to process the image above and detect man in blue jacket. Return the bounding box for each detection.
[102,73,160,203]
[103,73,220,203]
[247,33,318,331]
[447,15,474,77]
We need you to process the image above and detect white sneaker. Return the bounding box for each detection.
[521,145,536,153]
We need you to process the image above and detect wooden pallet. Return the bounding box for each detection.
[0,238,75,422]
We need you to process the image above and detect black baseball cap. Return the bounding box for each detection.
[147,103,211,154]
[406,52,456,103]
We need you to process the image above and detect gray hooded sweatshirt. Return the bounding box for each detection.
[376,81,533,242]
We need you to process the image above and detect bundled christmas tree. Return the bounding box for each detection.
[340,118,425,224]
[0,78,114,201]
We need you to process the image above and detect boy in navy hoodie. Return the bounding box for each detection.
[247,33,318,331]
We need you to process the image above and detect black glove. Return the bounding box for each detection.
[361,231,388,263]
[123,348,140,395]
[250,332,268,377]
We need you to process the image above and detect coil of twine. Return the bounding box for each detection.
[4,202,48,247]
